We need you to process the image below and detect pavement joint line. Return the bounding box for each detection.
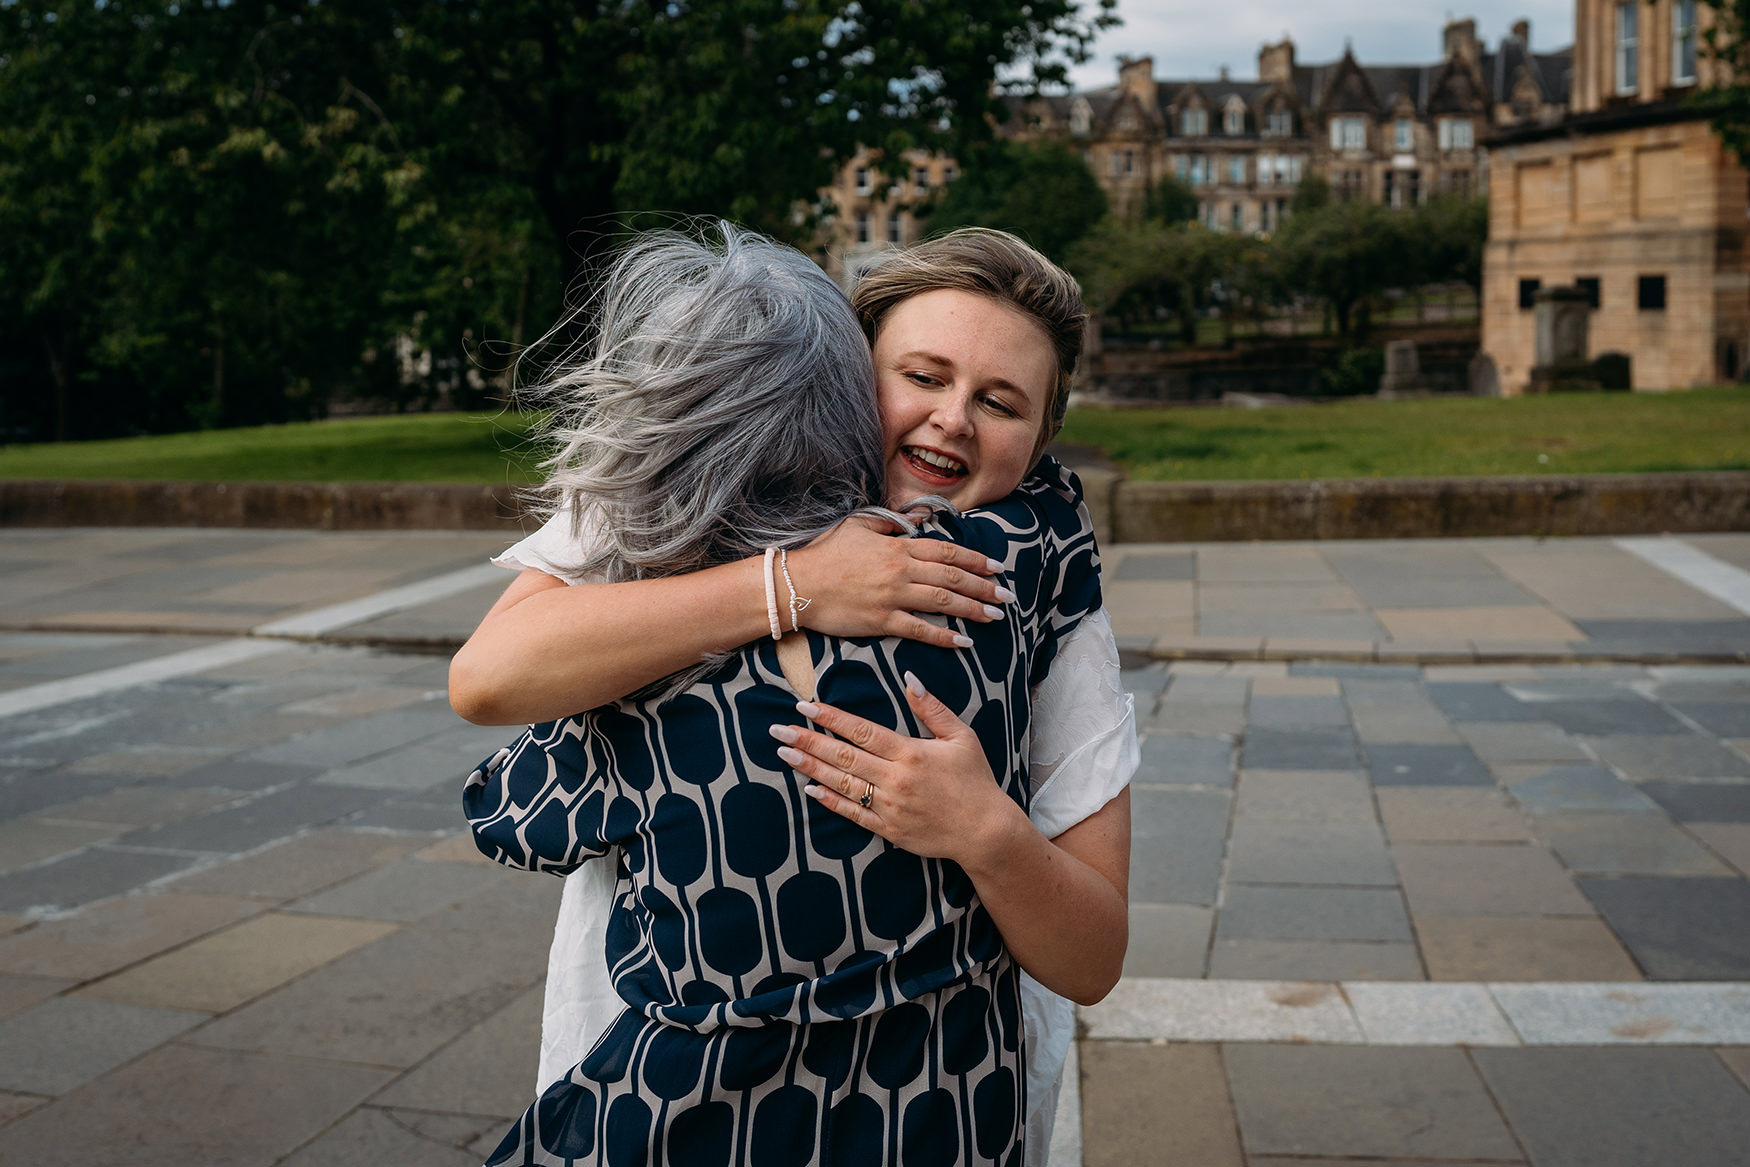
[1616,535,1750,617]
[1077,978,1750,1046]
[250,562,505,637]
[0,562,502,719]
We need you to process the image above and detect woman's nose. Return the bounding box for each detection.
[930,391,974,437]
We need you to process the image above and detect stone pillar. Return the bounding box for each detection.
[1528,286,1599,393]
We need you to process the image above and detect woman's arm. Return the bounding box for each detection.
[774,682,1130,1006]
[449,517,1015,726]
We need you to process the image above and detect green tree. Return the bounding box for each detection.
[1142,174,1198,225]
[1696,2,1750,165]
[0,0,1119,441]
[925,139,1109,263]
[1289,172,1332,215]
[1272,198,1401,338]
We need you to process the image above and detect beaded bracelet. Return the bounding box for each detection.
[779,549,813,632]
[763,547,782,640]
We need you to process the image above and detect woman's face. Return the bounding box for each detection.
[873,288,1056,509]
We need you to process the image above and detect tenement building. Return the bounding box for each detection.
[818,148,955,284]
[1007,18,1568,229]
[1482,0,1746,392]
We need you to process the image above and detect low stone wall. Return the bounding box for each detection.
[0,479,526,531]
[1103,471,1750,542]
[4,472,1747,541]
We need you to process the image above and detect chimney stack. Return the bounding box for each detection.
[1258,38,1296,85]
[1512,19,1530,45]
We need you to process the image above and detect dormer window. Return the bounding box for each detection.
[1329,116,1367,151]
[1180,107,1208,137]
[1070,100,1092,136]
[1394,118,1414,151]
[1673,1,1697,85]
[1264,108,1293,137]
[1223,101,1246,135]
[1437,117,1473,151]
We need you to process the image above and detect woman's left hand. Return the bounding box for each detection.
[771,673,1023,868]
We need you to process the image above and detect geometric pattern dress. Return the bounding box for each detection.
[464,460,1102,1167]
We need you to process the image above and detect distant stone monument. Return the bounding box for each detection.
[1468,352,1501,397]
[1377,340,1424,398]
[1528,286,1599,393]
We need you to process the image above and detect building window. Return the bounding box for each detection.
[1437,118,1474,151]
[1576,277,1601,308]
[1394,118,1413,151]
[1224,103,1246,135]
[1330,116,1367,151]
[1228,156,1246,185]
[854,167,871,196]
[1638,274,1667,310]
[1282,155,1302,185]
[1443,169,1472,197]
[1519,278,1541,310]
[1190,154,1210,186]
[1231,203,1243,230]
[1673,0,1698,85]
[1383,171,1395,206]
[1257,153,1274,185]
[1264,108,1293,137]
[855,211,870,244]
[914,166,930,191]
[887,211,902,244]
[1617,2,1639,95]
[1181,107,1208,137]
[943,164,956,183]
[1110,150,1135,177]
[1261,200,1273,231]
[1174,154,1190,181]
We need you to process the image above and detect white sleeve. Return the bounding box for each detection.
[491,501,606,585]
[1027,606,1139,841]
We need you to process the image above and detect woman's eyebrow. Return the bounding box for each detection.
[894,350,1033,401]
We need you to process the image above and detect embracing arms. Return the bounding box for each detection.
[449,518,1014,725]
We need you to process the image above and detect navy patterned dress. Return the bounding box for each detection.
[464,460,1102,1167]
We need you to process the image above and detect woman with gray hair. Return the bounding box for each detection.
[454,225,1134,1165]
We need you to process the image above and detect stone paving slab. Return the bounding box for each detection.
[1490,982,1750,1044]
[0,892,261,981]
[1534,811,1736,877]
[284,855,504,922]
[278,1106,498,1167]
[1079,1042,1243,1167]
[1208,939,1422,982]
[1473,1047,1750,1167]
[78,911,399,1014]
[370,982,546,1120]
[1376,788,1533,843]
[164,828,423,902]
[1122,904,1212,978]
[1222,1044,1523,1161]
[1578,876,1750,979]
[1215,886,1412,944]
[1393,842,1593,917]
[1415,915,1644,982]
[0,1042,397,1167]
[0,995,205,1095]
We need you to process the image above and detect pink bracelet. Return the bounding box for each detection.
[763,547,782,640]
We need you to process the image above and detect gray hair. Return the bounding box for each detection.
[521,223,923,697]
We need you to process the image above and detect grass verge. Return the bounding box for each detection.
[3,389,1745,484]
[1059,387,1750,481]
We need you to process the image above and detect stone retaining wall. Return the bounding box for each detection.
[4,472,1747,541]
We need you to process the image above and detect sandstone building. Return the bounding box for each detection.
[819,17,1569,281]
[1482,0,1745,392]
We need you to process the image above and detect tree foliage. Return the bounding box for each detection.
[1695,1,1750,167]
[1142,174,1197,225]
[925,139,1108,262]
[0,0,1116,441]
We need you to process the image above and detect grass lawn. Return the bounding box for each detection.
[0,411,546,484]
[1060,386,1750,481]
[3,388,1745,484]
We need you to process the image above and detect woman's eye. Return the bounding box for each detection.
[906,372,938,387]
[981,396,1018,418]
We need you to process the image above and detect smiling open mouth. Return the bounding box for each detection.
[901,446,968,479]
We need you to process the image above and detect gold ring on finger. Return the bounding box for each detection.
[859,780,875,810]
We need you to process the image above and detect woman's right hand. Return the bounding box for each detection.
[785,517,1015,649]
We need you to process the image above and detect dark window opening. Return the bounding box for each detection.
[1575,277,1600,308]
[1638,275,1667,310]
[1519,278,1541,310]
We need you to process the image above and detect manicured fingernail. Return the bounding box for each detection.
[777,745,805,767]
[986,557,1004,572]
[794,700,821,719]
[768,724,799,744]
[804,784,826,801]
[982,604,1005,621]
[952,634,974,648]
[903,671,928,698]
[994,586,1017,603]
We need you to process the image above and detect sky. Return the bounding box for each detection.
[1063,1,1576,90]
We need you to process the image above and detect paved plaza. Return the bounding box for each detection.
[0,526,1747,1164]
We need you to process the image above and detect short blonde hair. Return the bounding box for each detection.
[851,228,1086,464]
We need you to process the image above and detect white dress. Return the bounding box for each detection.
[492,511,1138,1165]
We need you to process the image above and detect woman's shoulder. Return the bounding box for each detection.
[946,456,1093,554]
